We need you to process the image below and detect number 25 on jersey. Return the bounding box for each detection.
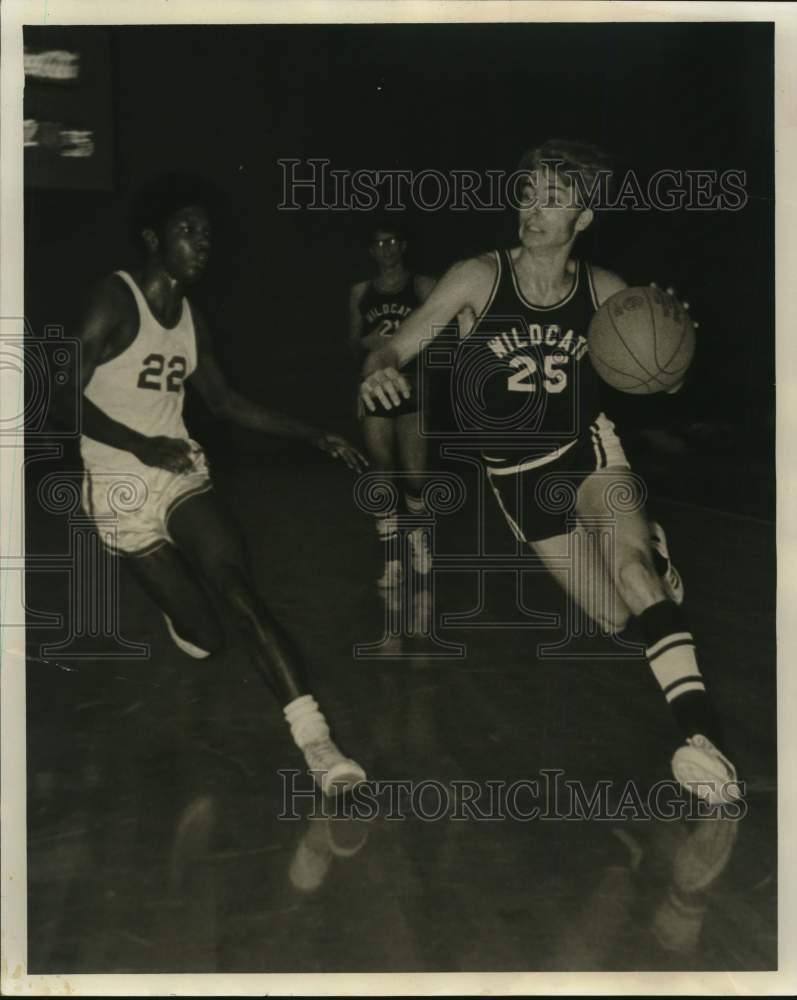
[137,353,187,392]
[507,353,567,394]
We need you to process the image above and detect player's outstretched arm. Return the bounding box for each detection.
[414,274,437,303]
[360,257,491,413]
[190,309,368,472]
[64,277,193,472]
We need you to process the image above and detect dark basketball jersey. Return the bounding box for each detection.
[359,274,422,342]
[453,249,603,456]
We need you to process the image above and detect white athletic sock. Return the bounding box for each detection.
[283,694,330,749]
[404,490,428,517]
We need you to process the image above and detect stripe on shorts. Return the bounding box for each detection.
[593,412,630,469]
[487,472,526,543]
[590,422,607,469]
[165,480,213,524]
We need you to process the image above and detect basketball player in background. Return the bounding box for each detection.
[349,221,436,587]
[360,140,739,805]
[69,173,367,795]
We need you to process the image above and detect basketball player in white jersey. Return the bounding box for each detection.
[73,173,367,795]
[360,141,739,806]
[349,221,436,587]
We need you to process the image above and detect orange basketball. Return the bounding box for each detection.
[588,286,695,394]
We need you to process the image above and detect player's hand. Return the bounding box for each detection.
[316,433,369,474]
[650,283,698,394]
[360,346,411,413]
[134,435,194,473]
[650,282,699,330]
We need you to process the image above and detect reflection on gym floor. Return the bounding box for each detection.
[25,457,776,972]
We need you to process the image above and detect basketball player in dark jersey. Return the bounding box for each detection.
[67,173,367,795]
[360,141,739,806]
[349,222,436,587]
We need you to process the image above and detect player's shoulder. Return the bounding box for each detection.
[82,272,137,328]
[94,271,134,306]
[586,263,628,306]
[446,252,498,287]
[350,279,370,299]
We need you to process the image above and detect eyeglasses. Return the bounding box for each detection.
[372,236,400,249]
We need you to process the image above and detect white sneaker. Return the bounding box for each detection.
[301,738,366,797]
[671,734,742,806]
[163,614,211,659]
[649,521,684,606]
[409,527,431,575]
[377,559,402,589]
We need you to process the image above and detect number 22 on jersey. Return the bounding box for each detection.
[137,353,187,392]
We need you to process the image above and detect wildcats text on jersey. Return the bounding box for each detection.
[451,251,602,446]
[486,323,588,362]
[365,302,413,325]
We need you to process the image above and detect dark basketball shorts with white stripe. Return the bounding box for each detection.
[484,412,631,543]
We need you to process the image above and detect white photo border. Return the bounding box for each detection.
[1,1,794,995]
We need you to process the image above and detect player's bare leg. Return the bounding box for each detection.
[396,409,431,575]
[531,528,633,635]
[581,466,739,804]
[362,414,401,587]
[533,466,740,805]
[125,542,226,660]
[575,467,667,619]
[165,489,365,795]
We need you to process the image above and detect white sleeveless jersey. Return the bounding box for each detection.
[80,270,198,469]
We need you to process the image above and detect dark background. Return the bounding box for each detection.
[24,22,774,487]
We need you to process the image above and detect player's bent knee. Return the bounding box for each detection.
[615,550,665,610]
[600,608,631,637]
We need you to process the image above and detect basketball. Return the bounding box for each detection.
[588,286,695,394]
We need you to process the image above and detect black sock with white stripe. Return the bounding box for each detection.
[638,599,711,741]
[404,487,428,517]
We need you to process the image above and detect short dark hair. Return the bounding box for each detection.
[129,171,221,249]
[368,216,410,245]
[518,139,614,209]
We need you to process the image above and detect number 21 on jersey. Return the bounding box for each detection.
[507,353,567,394]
